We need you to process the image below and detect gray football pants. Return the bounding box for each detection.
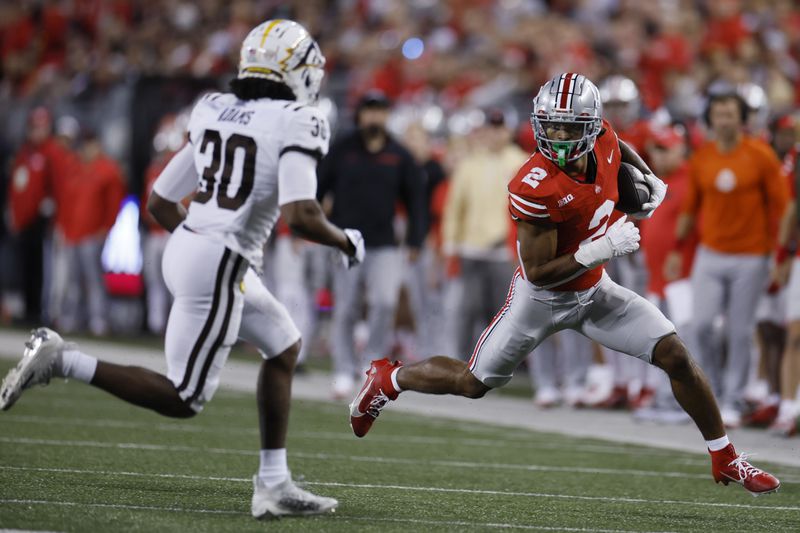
[689,246,768,410]
[331,246,403,377]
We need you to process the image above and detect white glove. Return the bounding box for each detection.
[574,216,640,269]
[341,228,365,268]
[632,173,667,219]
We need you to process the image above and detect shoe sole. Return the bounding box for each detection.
[253,501,338,519]
[717,474,781,497]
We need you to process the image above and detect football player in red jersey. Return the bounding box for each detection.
[350,72,780,496]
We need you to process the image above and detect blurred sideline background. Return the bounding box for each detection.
[2,0,799,425]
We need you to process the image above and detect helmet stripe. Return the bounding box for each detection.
[559,72,575,109]
[259,19,283,47]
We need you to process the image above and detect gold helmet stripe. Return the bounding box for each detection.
[259,19,284,47]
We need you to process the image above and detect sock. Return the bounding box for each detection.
[390,367,403,393]
[61,348,98,383]
[258,448,288,487]
[706,435,730,452]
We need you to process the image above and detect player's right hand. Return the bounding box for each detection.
[342,228,365,268]
[605,216,640,257]
[574,216,639,269]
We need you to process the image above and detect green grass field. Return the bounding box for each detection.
[0,361,799,532]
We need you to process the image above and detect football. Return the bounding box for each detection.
[615,162,650,214]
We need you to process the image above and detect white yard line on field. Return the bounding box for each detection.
[3,436,799,483]
[0,499,240,515]
[0,413,707,460]
[0,436,712,480]
[0,464,797,513]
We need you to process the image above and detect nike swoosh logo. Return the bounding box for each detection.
[349,374,375,417]
[607,150,614,164]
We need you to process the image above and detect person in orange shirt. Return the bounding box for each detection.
[667,92,790,428]
[58,131,126,335]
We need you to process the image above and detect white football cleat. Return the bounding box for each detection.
[251,475,338,519]
[0,327,66,411]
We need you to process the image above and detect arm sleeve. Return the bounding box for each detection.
[278,151,318,206]
[152,143,198,202]
[280,106,330,163]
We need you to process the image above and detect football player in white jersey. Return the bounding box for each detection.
[0,20,364,519]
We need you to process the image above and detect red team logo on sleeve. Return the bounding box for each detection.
[508,119,625,291]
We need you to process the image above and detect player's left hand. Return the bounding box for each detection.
[342,228,365,268]
[632,173,667,219]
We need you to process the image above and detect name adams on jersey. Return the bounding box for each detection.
[183,92,329,271]
[507,119,624,291]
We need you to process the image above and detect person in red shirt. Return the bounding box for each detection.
[5,107,67,324]
[349,73,780,496]
[635,124,697,424]
[764,116,800,436]
[57,130,126,335]
[745,115,798,427]
[595,75,654,410]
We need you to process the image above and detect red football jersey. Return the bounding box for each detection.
[508,119,625,291]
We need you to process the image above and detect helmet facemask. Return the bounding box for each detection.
[530,73,603,167]
[532,114,602,166]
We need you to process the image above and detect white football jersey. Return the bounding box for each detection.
[183,92,329,269]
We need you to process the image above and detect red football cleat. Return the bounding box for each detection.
[710,444,780,496]
[349,358,402,438]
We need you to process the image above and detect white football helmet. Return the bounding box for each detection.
[531,72,603,167]
[238,19,325,104]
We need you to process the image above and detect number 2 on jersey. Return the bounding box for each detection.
[581,199,615,245]
[195,129,256,210]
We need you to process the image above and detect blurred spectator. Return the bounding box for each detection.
[401,121,447,356]
[528,330,593,408]
[270,221,321,367]
[317,90,425,398]
[634,124,696,424]
[669,92,790,428]
[594,75,654,410]
[55,131,126,335]
[47,115,82,328]
[747,115,798,426]
[5,107,64,324]
[441,109,527,358]
[141,114,184,334]
[768,115,800,436]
